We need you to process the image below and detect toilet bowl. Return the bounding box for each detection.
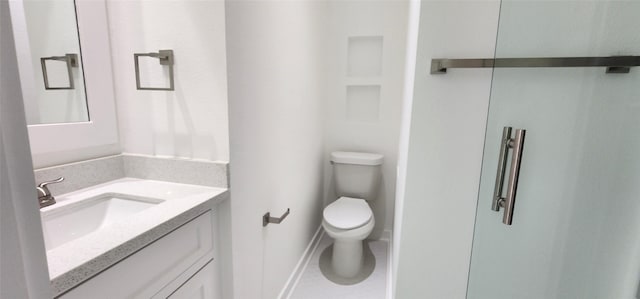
[322,196,375,278]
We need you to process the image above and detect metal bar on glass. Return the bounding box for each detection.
[430,56,640,74]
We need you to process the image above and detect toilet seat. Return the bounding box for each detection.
[323,197,372,230]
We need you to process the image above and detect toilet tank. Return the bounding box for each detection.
[331,151,383,201]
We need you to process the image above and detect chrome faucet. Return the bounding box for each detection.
[37,177,64,208]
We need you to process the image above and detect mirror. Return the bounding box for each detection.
[13,0,89,125]
[12,0,119,169]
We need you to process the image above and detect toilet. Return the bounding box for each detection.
[322,151,383,278]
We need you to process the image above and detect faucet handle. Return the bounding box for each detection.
[37,177,63,209]
[38,177,64,189]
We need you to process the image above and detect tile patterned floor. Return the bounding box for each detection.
[288,232,388,299]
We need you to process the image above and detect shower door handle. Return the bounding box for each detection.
[491,126,526,225]
[492,127,512,212]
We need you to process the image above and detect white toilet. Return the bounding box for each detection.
[322,151,383,278]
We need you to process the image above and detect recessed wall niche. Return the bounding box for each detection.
[346,85,381,122]
[347,36,383,77]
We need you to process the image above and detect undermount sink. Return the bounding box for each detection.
[41,193,164,251]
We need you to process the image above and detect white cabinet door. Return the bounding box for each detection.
[167,262,221,299]
[59,211,213,299]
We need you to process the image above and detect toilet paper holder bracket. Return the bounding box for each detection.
[263,208,290,227]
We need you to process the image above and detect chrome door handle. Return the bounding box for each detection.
[492,127,512,212]
[40,54,78,90]
[491,127,526,225]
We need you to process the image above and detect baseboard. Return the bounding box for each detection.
[277,225,325,299]
[380,229,392,242]
[385,229,393,299]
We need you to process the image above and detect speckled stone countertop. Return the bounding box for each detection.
[42,178,229,297]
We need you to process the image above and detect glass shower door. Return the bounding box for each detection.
[466,1,640,298]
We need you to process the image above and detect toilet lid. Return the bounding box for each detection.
[323,197,372,230]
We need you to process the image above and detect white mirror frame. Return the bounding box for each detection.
[10,0,119,168]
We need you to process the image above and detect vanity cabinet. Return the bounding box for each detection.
[166,262,218,299]
[59,211,221,299]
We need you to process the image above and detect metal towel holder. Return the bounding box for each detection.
[41,53,78,90]
[134,49,174,91]
[430,56,640,74]
[263,208,290,227]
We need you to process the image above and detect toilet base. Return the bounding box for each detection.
[319,240,376,285]
[331,238,364,278]
[322,214,375,279]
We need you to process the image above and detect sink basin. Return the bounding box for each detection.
[41,193,164,251]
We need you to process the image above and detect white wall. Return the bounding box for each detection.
[225,0,327,298]
[394,1,500,298]
[107,0,229,161]
[392,0,420,296]
[0,1,51,296]
[323,0,408,239]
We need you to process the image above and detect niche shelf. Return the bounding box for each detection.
[346,85,381,122]
[347,36,383,77]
